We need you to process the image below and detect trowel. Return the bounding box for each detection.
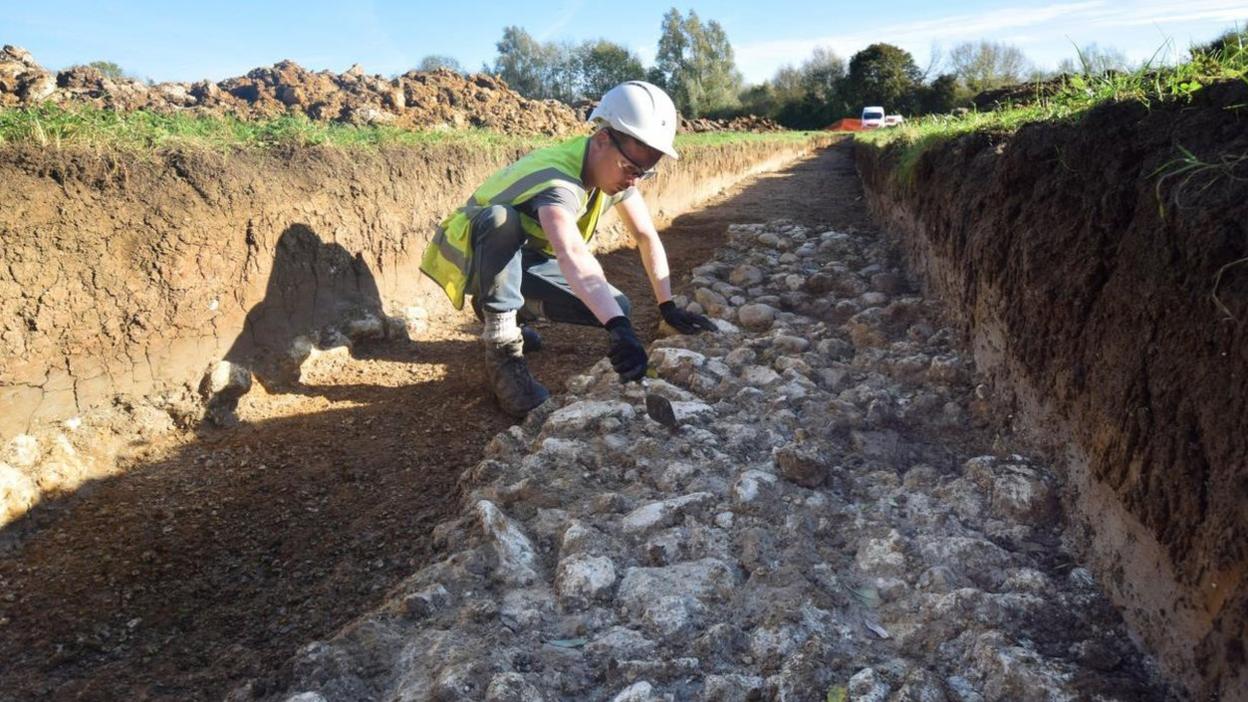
[640,367,680,430]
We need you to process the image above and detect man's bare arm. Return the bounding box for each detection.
[538,205,624,324]
[615,193,672,305]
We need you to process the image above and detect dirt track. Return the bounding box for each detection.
[0,145,856,701]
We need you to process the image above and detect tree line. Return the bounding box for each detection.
[76,8,1245,128]
[437,7,1169,127]
[447,9,744,116]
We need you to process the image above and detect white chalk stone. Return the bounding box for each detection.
[476,500,538,585]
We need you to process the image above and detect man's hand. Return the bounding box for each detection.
[659,301,717,334]
[605,316,647,382]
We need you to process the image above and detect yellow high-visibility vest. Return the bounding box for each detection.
[420,135,613,310]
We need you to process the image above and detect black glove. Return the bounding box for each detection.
[659,301,717,334]
[604,316,648,382]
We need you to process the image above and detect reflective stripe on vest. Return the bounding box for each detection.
[429,224,466,270]
[420,136,611,310]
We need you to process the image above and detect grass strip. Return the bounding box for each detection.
[0,103,829,156]
[857,31,1248,184]
[0,105,553,154]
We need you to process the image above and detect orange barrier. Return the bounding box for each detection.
[826,118,863,132]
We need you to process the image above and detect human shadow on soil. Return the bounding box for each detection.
[0,334,516,701]
[0,145,853,700]
[222,223,390,394]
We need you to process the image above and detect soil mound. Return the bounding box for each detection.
[681,114,784,133]
[569,100,784,133]
[1,45,785,136]
[0,45,581,135]
[969,76,1066,110]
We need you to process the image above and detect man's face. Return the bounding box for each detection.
[594,129,662,194]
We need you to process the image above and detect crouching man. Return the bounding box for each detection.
[420,81,716,416]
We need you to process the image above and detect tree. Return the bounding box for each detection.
[645,65,667,90]
[844,43,923,112]
[543,40,581,104]
[795,46,847,126]
[1194,24,1247,58]
[735,47,845,128]
[799,46,845,101]
[770,65,805,103]
[919,42,945,82]
[918,73,960,114]
[1058,43,1129,74]
[417,55,464,73]
[87,61,125,79]
[737,82,779,118]
[577,40,646,98]
[653,8,742,117]
[948,40,1031,93]
[757,49,844,128]
[654,8,687,94]
[490,28,645,103]
[697,18,743,115]
[492,26,549,98]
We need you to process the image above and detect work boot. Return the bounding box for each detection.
[520,324,542,354]
[484,336,550,417]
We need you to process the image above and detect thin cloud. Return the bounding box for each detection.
[737,0,1105,66]
[877,1,1108,41]
[537,0,586,41]
[734,0,1244,81]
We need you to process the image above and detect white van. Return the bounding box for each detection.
[861,106,885,129]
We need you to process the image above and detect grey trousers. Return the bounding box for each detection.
[467,204,631,326]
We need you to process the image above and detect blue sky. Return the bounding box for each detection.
[6,1,1244,84]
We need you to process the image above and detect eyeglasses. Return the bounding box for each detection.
[606,129,658,181]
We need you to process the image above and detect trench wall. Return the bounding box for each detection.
[854,82,1247,700]
[0,134,831,442]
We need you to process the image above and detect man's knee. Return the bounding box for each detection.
[473,205,524,250]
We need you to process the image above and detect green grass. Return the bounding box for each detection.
[0,102,830,155]
[673,130,831,148]
[0,103,555,154]
[857,30,1248,185]
[1151,143,1248,217]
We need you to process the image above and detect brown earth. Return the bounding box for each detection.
[969,75,1068,111]
[680,114,784,133]
[856,80,1247,700]
[0,145,853,701]
[0,44,579,135]
[0,45,782,136]
[0,134,824,449]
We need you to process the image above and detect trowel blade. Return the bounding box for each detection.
[645,392,679,430]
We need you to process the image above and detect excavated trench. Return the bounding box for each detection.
[0,137,829,700]
[856,81,1247,702]
[246,145,1175,702]
[0,127,1232,701]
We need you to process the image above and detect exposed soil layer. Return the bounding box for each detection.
[0,134,825,459]
[856,81,1248,699]
[0,145,845,701]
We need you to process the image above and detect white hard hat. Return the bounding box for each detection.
[589,81,680,160]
